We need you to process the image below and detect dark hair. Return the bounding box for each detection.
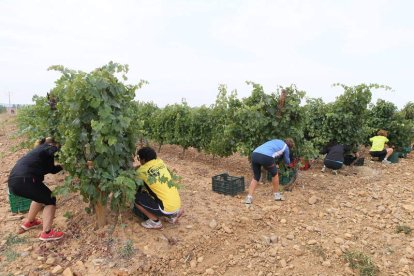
[137,147,157,162]
[326,139,338,148]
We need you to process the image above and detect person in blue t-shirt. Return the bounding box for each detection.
[245,138,295,204]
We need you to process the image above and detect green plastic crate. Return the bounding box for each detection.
[212,173,245,196]
[402,146,412,154]
[399,152,407,158]
[8,192,31,213]
[267,169,298,185]
[388,152,399,163]
[279,169,298,185]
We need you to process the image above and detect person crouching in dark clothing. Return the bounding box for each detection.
[320,141,353,175]
[8,137,64,241]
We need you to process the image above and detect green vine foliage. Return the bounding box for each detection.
[131,101,159,146]
[367,99,398,136]
[234,83,308,158]
[323,83,391,149]
[401,102,414,120]
[304,98,332,150]
[149,101,192,152]
[270,85,307,156]
[367,99,414,148]
[206,85,241,157]
[233,82,277,157]
[16,95,59,148]
[400,102,414,146]
[188,106,214,153]
[19,75,414,219]
[48,62,146,212]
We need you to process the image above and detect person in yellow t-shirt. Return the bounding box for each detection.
[369,129,393,164]
[133,147,183,229]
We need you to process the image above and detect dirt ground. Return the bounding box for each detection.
[0,113,413,276]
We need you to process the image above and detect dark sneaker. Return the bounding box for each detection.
[21,218,42,231]
[39,229,64,241]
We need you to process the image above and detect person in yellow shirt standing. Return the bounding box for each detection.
[133,147,183,229]
[369,129,394,164]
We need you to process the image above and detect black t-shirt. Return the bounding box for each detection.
[9,143,62,181]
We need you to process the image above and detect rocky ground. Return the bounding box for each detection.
[0,113,413,276]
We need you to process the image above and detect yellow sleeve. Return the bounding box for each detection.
[136,167,147,182]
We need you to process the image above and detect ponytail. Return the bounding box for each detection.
[33,137,46,147]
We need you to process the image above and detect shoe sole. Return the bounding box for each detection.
[141,222,163,229]
[21,224,42,231]
[39,236,63,241]
[141,225,163,229]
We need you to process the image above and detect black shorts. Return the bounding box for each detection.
[8,177,56,206]
[251,152,278,181]
[369,150,387,160]
[134,188,166,217]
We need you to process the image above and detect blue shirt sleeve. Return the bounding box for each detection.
[283,147,291,164]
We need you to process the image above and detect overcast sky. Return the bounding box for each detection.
[0,0,413,108]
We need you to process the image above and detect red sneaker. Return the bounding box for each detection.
[39,229,64,241]
[21,218,42,231]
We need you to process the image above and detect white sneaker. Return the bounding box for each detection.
[274,193,284,201]
[382,159,391,164]
[321,166,326,173]
[244,195,253,204]
[141,219,162,229]
[332,170,338,175]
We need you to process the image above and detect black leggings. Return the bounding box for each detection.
[251,152,278,181]
[8,177,56,206]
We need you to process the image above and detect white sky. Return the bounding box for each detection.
[0,0,413,108]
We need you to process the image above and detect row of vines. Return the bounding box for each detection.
[15,62,414,226]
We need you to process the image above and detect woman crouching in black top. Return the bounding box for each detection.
[320,140,357,175]
[8,137,64,241]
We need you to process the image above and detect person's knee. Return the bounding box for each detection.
[388,148,393,153]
